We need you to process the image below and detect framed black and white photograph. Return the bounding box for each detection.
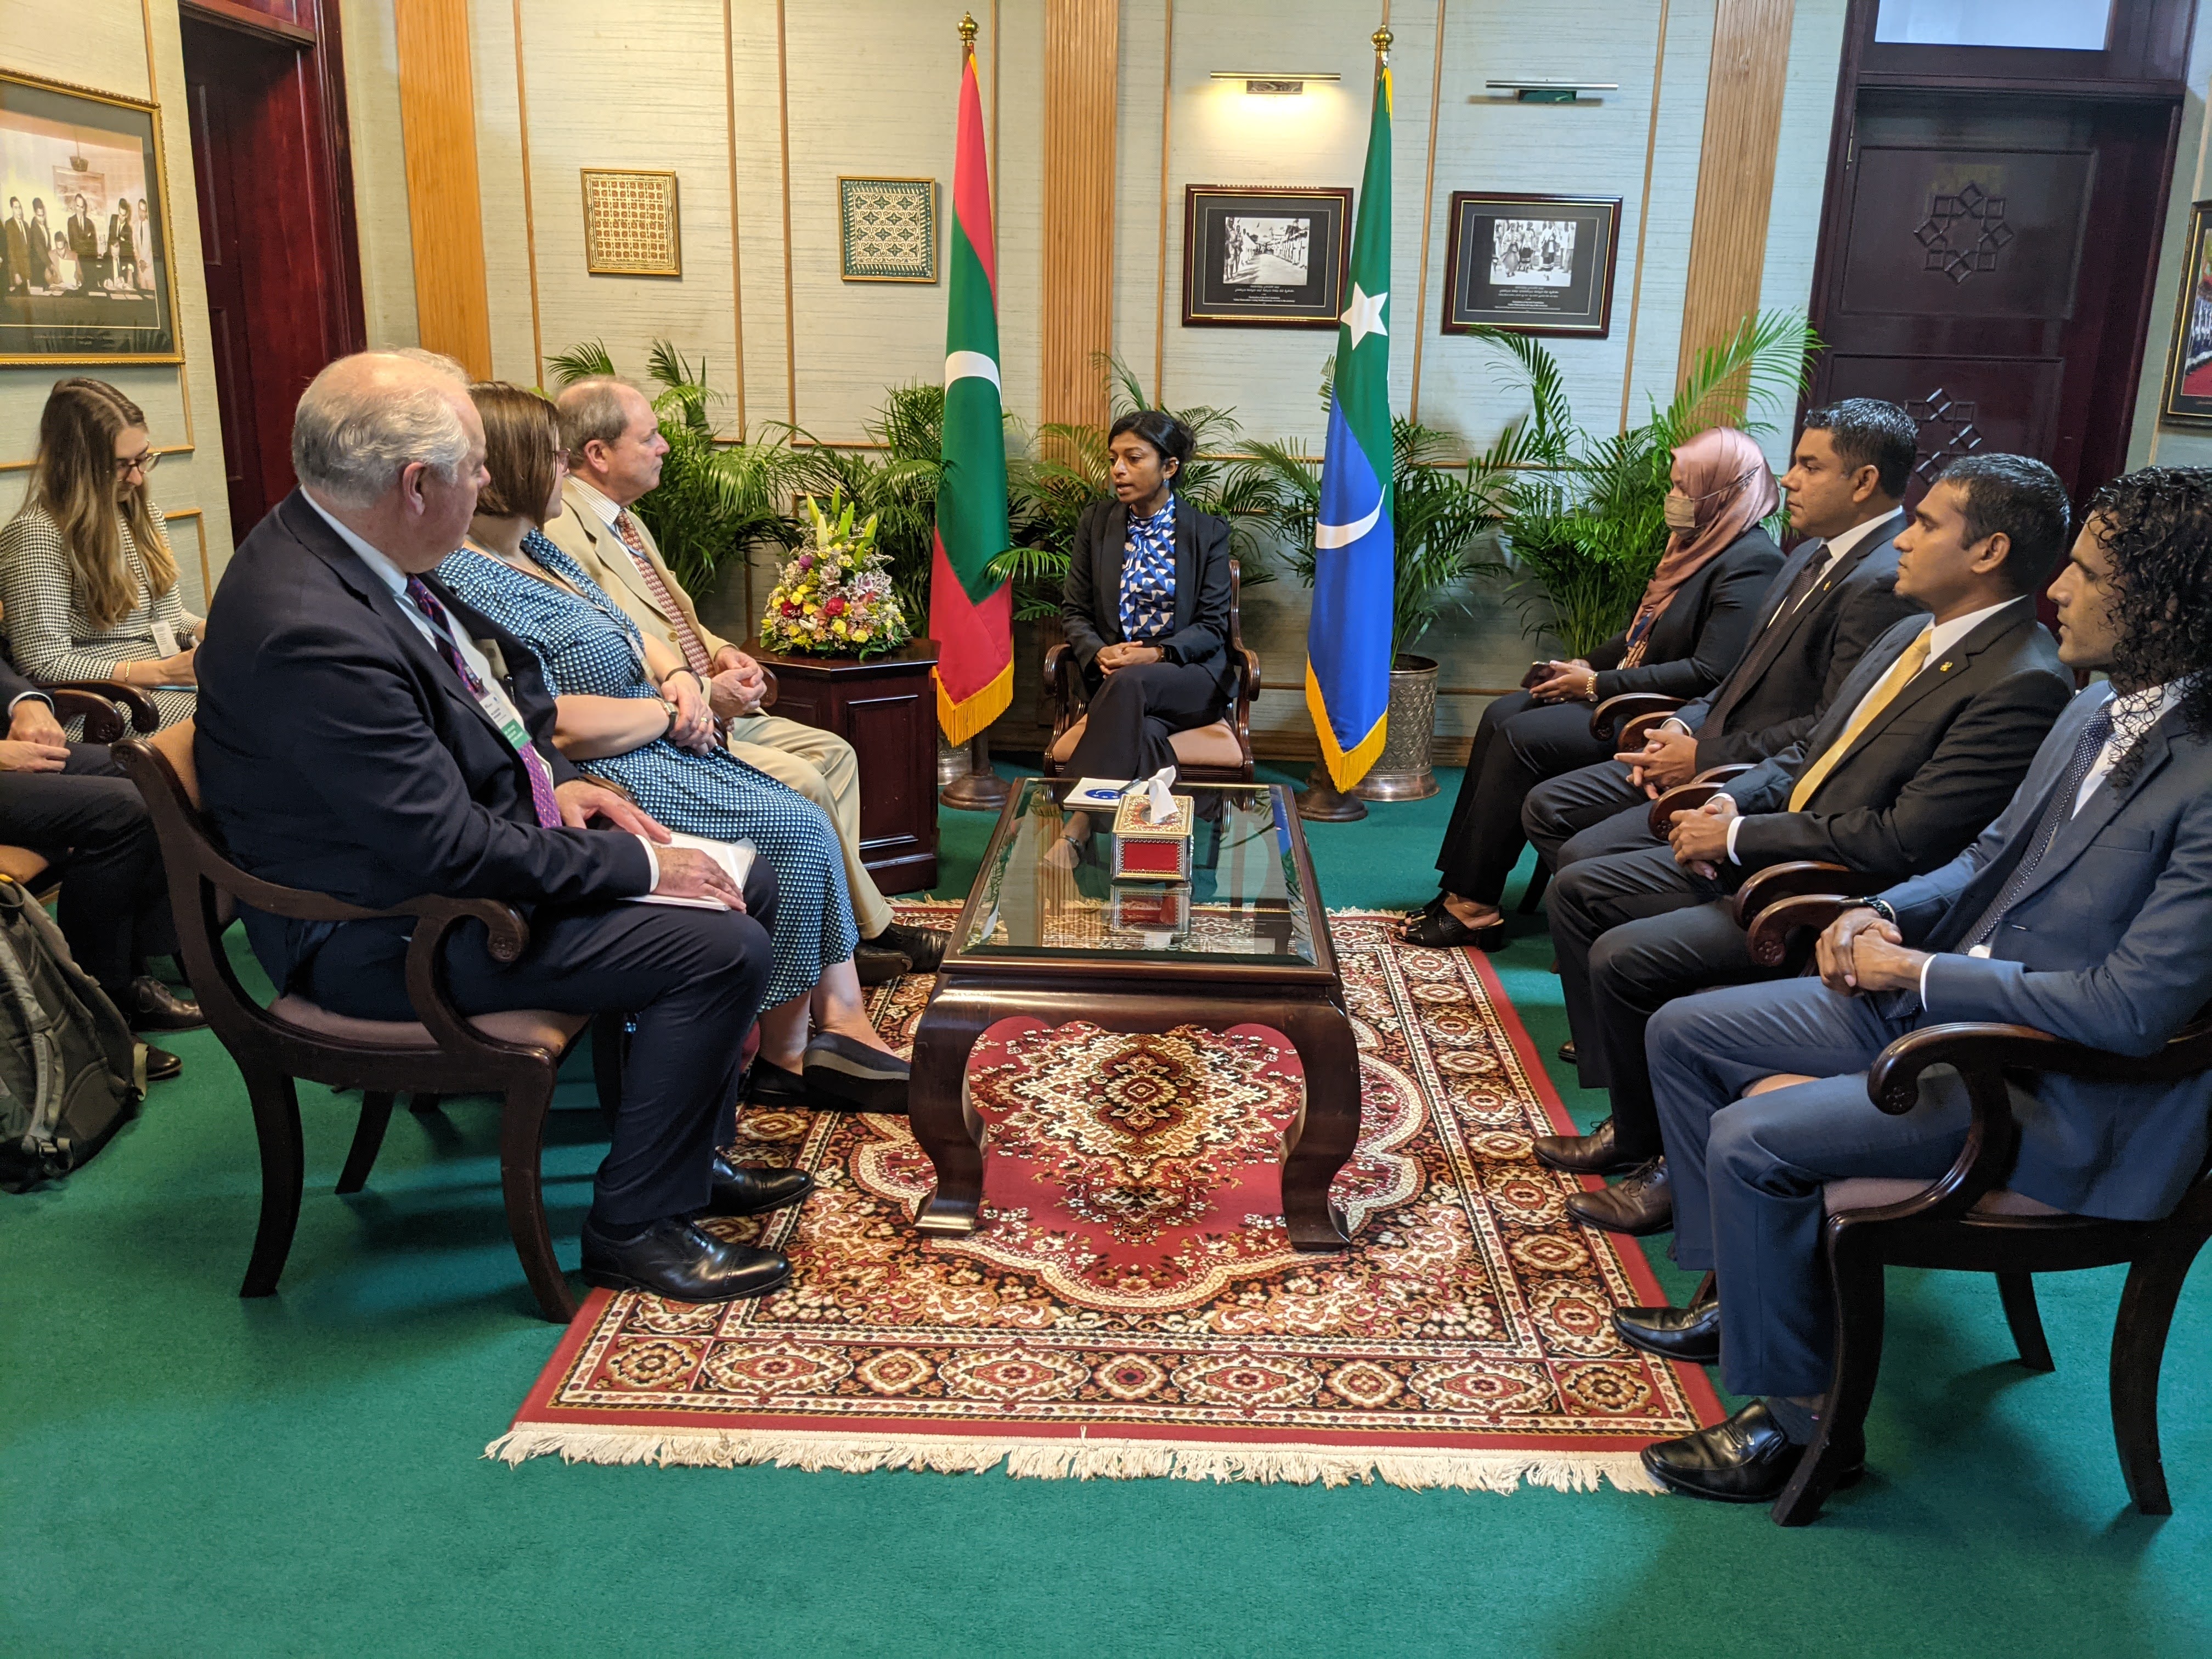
[1182,185,1352,329]
[2160,199,2212,426]
[0,69,180,364]
[1441,191,1621,338]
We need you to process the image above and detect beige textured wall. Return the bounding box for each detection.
[0,0,230,606]
[340,0,1849,747]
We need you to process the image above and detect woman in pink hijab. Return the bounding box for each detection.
[1407,426,1784,949]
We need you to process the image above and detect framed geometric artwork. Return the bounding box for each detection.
[1441,191,1622,338]
[2160,199,2212,426]
[1182,185,1354,328]
[0,68,183,364]
[838,177,939,283]
[581,169,681,278]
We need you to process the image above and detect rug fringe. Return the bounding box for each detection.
[483,1427,1666,1495]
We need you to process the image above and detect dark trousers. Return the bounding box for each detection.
[1549,844,1768,1158]
[1647,977,2002,1397]
[0,743,176,990]
[1063,659,1225,781]
[1522,758,1664,874]
[302,858,779,1232]
[1435,691,1614,904]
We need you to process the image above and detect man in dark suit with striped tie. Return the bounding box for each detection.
[1622,466,2212,1502]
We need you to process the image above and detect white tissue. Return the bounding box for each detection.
[1143,765,1178,824]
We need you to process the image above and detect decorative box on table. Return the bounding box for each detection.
[1110,791,1195,883]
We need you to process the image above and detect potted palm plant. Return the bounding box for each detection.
[1238,402,1494,800]
[1468,310,1819,656]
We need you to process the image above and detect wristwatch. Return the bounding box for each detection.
[1862,897,1899,926]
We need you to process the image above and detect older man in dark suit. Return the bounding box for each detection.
[196,349,807,1304]
[1537,454,2075,1233]
[1626,465,2212,1502]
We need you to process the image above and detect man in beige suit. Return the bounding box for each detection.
[543,378,945,984]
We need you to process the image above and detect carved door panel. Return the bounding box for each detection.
[1809,91,2175,510]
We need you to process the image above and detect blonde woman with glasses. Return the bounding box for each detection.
[0,377,199,730]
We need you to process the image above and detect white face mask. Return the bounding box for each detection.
[1663,492,1699,533]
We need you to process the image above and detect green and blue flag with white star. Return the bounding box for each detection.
[1305,44,1395,789]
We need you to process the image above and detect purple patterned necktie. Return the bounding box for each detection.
[404,575,563,830]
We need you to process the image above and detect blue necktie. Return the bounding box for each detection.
[1955,706,2115,953]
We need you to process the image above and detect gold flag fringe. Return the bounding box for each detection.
[484,1426,1667,1495]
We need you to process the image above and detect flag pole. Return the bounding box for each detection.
[1295,19,1393,825]
[937,9,1013,813]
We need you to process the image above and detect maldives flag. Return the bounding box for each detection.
[929,35,1013,745]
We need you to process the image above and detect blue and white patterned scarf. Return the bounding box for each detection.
[1115,499,1178,644]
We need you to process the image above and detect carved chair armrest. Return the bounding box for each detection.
[755,667,778,712]
[42,678,160,733]
[1237,645,1261,701]
[46,687,130,745]
[1745,893,1864,968]
[1643,765,1754,839]
[1620,710,1678,749]
[1591,692,1684,742]
[1731,859,1868,928]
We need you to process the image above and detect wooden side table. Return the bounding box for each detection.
[743,637,940,893]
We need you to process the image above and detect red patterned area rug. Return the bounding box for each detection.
[490,909,1722,1492]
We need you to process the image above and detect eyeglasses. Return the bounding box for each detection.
[115,449,159,476]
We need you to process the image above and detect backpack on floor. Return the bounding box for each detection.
[0,876,143,1193]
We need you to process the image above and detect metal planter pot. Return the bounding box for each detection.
[1353,654,1441,801]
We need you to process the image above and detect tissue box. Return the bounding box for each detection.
[1111,792,1194,840]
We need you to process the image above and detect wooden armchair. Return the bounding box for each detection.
[1591,691,1685,751]
[1768,999,2212,1526]
[116,726,622,1323]
[0,678,162,889]
[1643,762,1757,839]
[1042,559,1260,783]
[1738,861,1889,966]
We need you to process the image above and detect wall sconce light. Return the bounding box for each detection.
[1210,70,1342,95]
[1483,79,1618,104]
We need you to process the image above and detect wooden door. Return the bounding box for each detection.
[179,0,365,543]
[1808,91,2175,507]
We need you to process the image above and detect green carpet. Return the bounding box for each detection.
[6,764,2209,1657]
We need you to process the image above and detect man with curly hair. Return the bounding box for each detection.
[1623,466,2212,1503]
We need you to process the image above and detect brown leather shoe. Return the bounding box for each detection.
[1533,1114,1645,1175]
[1565,1155,1673,1234]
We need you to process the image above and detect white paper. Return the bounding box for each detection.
[626,831,757,909]
[150,618,179,657]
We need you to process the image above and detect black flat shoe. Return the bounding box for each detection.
[1640,1400,1863,1504]
[702,1154,815,1218]
[1566,1155,1674,1235]
[747,1058,814,1105]
[143,1044,181,1081]
[803,1030,911,1114]
[1533,1115,1647,1176]
[115,975,206,1033]
[580,1216,791,1302]
[853,939,912,986]
[1615,1298,1723,1365]
[871,920,949,974]
[1400,909,1506,949]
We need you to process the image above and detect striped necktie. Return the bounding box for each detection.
[613,511,714,678]
[1786,627,1932,811]
[1953,706,2117,954]
[403,576,562,830]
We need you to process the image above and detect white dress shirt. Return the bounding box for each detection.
[567,475,628,534]
[301,490,659,885]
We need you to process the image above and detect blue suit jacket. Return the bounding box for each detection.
[1876,684,2212,1220]
[197,490,651,990]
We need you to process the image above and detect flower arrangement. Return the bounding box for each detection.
[757,492,913,659]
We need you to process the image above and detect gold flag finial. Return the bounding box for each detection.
[1373,25,1393,55]
[960,12,979,45]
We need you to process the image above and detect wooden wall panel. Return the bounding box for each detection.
[1042,0,1119,428]
[1677,0,1796,382]
[393,0,492,377]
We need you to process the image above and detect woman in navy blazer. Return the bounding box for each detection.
[1056,410,1236,786]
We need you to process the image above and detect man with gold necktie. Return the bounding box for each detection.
[540,378,945,986]
[1538,454,2075,1236]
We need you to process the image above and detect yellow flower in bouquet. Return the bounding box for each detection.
[759,492,913,659]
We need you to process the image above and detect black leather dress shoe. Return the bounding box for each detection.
[703,1155,815,1217]
[1566,1155,1674,1234]
[143,1045,182,1082]
[872,920,948,974]
[803,1030,911,1113]
[853,939,912,986]
[1533,1114,1645,1176]
[113,976,206,1032]
[1640,1400,1862,1504]
[1615,1298,1722,1364]
[579,1216,791,1302]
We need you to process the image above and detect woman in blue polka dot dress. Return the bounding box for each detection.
[438,383,907,1110]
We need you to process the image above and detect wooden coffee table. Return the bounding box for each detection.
[908,778,1359,1249]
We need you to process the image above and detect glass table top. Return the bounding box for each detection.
[956,778,1319,966]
